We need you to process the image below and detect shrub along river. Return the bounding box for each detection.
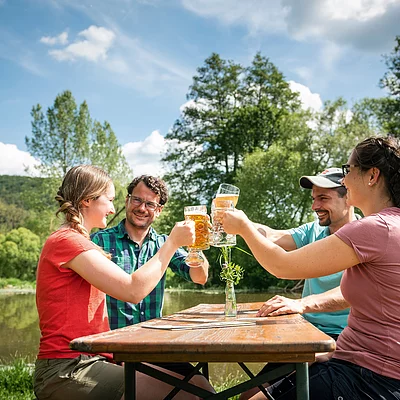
[0,290,299,386]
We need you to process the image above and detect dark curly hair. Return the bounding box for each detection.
[127,175,168,205]
[353,136,400,207]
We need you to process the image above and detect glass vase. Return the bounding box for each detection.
[225,280,237,317]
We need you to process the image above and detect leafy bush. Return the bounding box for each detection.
[0,228,41,280]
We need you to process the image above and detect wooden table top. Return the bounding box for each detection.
[70,302,336,363]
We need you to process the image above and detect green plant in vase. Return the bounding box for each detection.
[219,246,245,317]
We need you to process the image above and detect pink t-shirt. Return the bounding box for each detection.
[36,228,111,360]
[334,207,400,380]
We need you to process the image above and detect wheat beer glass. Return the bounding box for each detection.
[211,199,236,247]
[184,205,209,267]
[215,183,240,207]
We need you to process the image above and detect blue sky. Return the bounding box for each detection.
[1,0,399,176]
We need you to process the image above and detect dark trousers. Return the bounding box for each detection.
[268,358,400,400]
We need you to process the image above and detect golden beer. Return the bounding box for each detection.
[214,193,239,207]
[210,200,236,247]
[184,206,210,250]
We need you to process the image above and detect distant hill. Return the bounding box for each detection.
[0,175,59,238]
[0,175,57,209]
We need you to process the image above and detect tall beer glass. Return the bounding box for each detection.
[215,183,240,207]
[184,205,209,267]
[211,199,236,247]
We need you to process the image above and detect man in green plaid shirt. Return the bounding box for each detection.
[91,175,209,330]
[92,175,213,387]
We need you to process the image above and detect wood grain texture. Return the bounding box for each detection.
[70,302,335,363]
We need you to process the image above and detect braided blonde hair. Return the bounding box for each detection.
[55,165,113,239]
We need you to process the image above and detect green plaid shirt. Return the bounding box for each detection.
[91,220,191,329]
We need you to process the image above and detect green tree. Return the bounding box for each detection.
[375,35,400,136]
[0,200,30,233]
[163,52,301,203]
[234,98,372,289]
[0,228,41,280]
[26,90,132,183]
[160,52,305,286]
[0,175,58,240]
[90,121,131,184]
[27,91,90,177]
[380,36,400,97]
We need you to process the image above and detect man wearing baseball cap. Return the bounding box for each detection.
[255,167,356,334]
[240,167,359,400]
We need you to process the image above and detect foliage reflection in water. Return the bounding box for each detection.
[0,290,300,386]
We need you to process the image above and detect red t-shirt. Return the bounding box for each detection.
[36,228,111,359]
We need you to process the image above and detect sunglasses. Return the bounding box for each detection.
[341,164,359,177]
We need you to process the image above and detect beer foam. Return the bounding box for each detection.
[185,211,207,216]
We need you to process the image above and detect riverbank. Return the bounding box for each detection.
[0,277,301,295]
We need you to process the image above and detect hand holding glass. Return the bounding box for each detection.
[211,199,236,247]
[184,205,210,267]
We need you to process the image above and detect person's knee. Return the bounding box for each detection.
[189,374,216,393]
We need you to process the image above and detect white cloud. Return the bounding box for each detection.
[179,99,210,113]
[283,0,400,52]
[122,130,167,177]
[0,143,40,176]
[182,0,400,52]
[48,26,115,62]
[181,0,287,35]
[322,0,398,22]
[40,31,69,46]
[289,81,323,112]
[40,22,191,95]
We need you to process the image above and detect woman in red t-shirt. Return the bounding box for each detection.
[34,165,213,400]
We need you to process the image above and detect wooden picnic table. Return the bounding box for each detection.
[70,302,335,399]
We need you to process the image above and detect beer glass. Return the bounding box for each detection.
[211,199,236,247]
[184,205,209,267]
[215,183,240,207]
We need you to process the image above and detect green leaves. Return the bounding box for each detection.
[25,90,132,184]
[163,52,301,201]
[219,262,244,286]
[218,247,244,286]
[0,228,41,280]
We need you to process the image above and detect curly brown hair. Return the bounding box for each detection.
[126,175,168,205]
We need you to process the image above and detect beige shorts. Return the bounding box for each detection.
[34,355,124,400]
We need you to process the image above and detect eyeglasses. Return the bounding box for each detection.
[128,195,161,211]
[342,164,359,177]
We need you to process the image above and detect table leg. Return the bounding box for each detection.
[295,362,309,400]
[125,362,137,400]
[202,362,209,380]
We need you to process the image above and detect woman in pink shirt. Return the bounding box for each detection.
[34,165,213,400]
[223,137,400,399]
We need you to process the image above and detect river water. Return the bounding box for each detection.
[0,290,299,385]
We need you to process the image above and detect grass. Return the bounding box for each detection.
[211,372,243,399]
[1,358,244,400]
[0,278,36,290]
[0,359,35,400]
